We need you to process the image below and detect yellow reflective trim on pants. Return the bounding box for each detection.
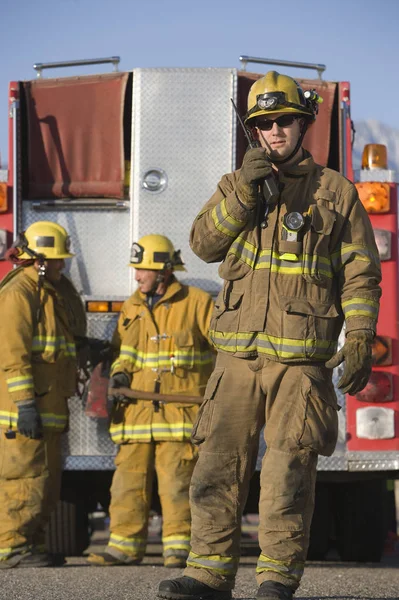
[163,535,191,556]
[187,552,238,576]
[163,535,191,548]
[108,534,146,555]
[256,554,304,583]
[0,544,31,560]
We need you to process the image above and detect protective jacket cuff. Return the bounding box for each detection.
[224,190,253,222]
[345,318,376,337]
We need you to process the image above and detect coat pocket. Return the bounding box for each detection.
[190,368,224,445]
[302,204,336,285]
[172,330,195,372]
[210,283,244,335]
[279,297,340,360]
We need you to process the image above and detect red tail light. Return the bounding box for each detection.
[355,371,393,402]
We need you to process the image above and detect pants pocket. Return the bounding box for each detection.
[297,368,339,457]
[190,368,224,445]
[0,432,46,480]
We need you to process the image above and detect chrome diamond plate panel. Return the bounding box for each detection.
[62,395,116,457]
[63,455,116,470]
[348,451,399,471]
[60,313,119,466]
[131,68,236,295]
[21,205,131,297]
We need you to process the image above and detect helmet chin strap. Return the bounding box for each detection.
[146,268,172,297]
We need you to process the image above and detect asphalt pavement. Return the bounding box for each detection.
[0,524,398,600]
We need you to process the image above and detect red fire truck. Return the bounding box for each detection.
[0,55,397,560]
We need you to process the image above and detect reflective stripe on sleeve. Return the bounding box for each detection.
[331,243,380,271]
[342,297,379,319]
[6,375,34,394]
[212,199,246,238]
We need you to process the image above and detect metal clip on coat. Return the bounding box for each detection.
[280,211,305,261]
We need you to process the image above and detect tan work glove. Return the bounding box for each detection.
[236,148,272,209]
[325,330,374,395]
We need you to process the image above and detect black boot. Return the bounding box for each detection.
[158,576,232,600]
[256,581,293,600]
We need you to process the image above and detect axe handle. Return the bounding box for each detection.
[108,386,204,405]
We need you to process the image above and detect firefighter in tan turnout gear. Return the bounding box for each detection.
[0,221,85,568]
[88,234,214,568]
[159,73,382,600]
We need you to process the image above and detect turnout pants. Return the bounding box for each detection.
[184,352,338,591]
[0,430,62,561]
[107,440,197,561]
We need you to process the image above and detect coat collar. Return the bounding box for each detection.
[130,277,183,307]
[277,150,316,182]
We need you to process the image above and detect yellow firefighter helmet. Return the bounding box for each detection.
[244,70,319,125]
[18,221,74,259]
[129,234,186,271]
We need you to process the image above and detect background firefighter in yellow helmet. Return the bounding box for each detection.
[0,221,86,568]
[88,234,214,568]
[159,73,381,600]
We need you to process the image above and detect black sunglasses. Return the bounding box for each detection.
[255,114,298,131]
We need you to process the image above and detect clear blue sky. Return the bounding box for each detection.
[1,0,398,166]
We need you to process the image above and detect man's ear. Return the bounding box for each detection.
[250,127,260,142]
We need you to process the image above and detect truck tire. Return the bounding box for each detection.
[46,498,90,556]
[334,479,387,562]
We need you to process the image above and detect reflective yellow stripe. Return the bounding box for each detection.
[32,336,76,357]
[110,422,193,444]
[210,330,337,360]
[0,544,31,560]
[6,375,34,393]
[108,534,146,555]
[331,243,380,271]
[256,554,304,583]
[187,552,238,576]
[0,411,66,430]
[163,535,191,555]
[212,199,246,238]
[118,347,213,369]
[342,296,379,319]
[228,237,333,277]
[163,535,190,546]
